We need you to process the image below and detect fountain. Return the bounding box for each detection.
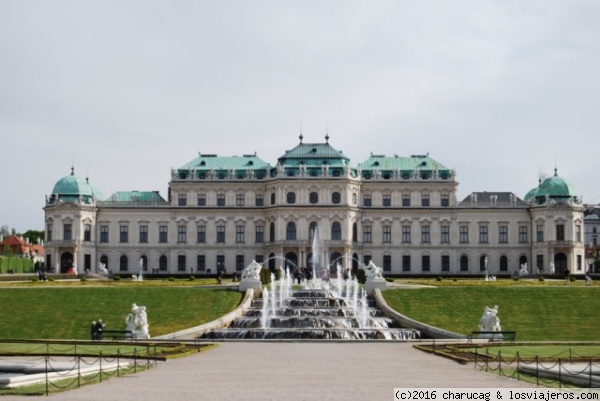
[202,225,419,340]
[202,266,419,340]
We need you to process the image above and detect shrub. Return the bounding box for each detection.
[570,275,577,282]
[436,276,443,282]
[112,275,121,281]
[260,267,271,285]
[80,277,88,282]
[355,268,366,284]
[385,277,393,282]
[539,277,545,282]
[513,277,520,281]
[168,277,176,282]
[189,275,195,281]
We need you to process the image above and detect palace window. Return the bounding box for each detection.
[236,226,245,243]
[402,226,411,243]
[286,222,296,240]
[63,223,72,241]
[100,225,109,243]
[499,226,508,244]
[119,225,128,243]
[459,226,469,244]
[159,225,168,243]
[422,255,430,272]
[383,225,392,243]
[331,222,342,241]
[421,226,430,244]
[217,226,225,243]
[197,226,206,243]
[178,226,187,243]
[332,192,341,204]
[255,225,264,243]
[363,225,372,243]
[139,225,148,243]
[519,226,528,243]
[309,192,319,204]
[441,225,450,244]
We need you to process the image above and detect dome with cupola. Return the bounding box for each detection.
[48,168,104,204]
[524,168,579,205]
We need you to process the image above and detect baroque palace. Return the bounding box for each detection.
[44,136,585,277]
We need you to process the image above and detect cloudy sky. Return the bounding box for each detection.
[1,1,599,233]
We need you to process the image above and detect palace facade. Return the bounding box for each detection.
[43,136,585,277]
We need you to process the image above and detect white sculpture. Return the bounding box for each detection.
[550,262,555,275]
[98,263,108,276]
[518,263,529,277]
[479,305,501,332]
[125,303,149,339]
[362,261,384,281]
[241,260,262,281]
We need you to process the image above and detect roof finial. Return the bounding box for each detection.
[325,121,329,143]
[299,133,303,144]
[554,167,558,176]
[70,166,75,176]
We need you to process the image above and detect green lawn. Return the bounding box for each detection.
[0,285,242,339]
[383,286,600,341]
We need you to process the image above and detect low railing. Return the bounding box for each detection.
[474,348,600,389]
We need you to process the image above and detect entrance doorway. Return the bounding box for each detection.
[555,252,568,275]
[60,252,74,273]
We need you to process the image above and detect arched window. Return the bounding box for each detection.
[332,192,341,204]
[480,255,487,271]
[309,192,319,204]
[331,222,342,240]
[119,255,128,272]
[159,255,168,271]
[140,255,148,272]
[269,222,275,242]
[100,255,109,272]
[286,222,296,240]
[271,193,276,205]
[499,255,508,271]
[352,223,357,242]
[309,222,318,240]
[287,192,296,204]
[460,255,468,271]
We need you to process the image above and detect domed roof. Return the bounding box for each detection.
[51,168,103,202]
[524,169,577,204]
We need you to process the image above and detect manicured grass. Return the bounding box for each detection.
[383,286,600,341]
[0,285,242,339]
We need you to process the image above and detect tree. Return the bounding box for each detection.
[0,226,10,237]
[23,230,44,244]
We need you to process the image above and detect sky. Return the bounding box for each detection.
[1,0,599,233]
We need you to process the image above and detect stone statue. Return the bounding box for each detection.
[241,260,262,281]
[518,263,529,277]
[361,261,384,281]
[479,305,501,332]
[550,262,555,275]
[125,303,149,339]
[98,263,108,276]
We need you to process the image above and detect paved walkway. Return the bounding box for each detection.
[7,342,533,401]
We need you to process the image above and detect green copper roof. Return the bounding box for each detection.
[277,139,350,167]
[104,191,167,203]
[51,168,104,201]
[357,154,452,179]
[524,169,578,203]
[177,154,270,177]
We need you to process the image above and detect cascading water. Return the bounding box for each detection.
[202,224,420,340]
[202,266,420,340]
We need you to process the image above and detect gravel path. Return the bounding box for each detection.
[0,342,534,401]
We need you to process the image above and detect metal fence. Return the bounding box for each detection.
[474,347,600,389]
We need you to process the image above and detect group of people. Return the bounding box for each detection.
[90,319,105,340]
